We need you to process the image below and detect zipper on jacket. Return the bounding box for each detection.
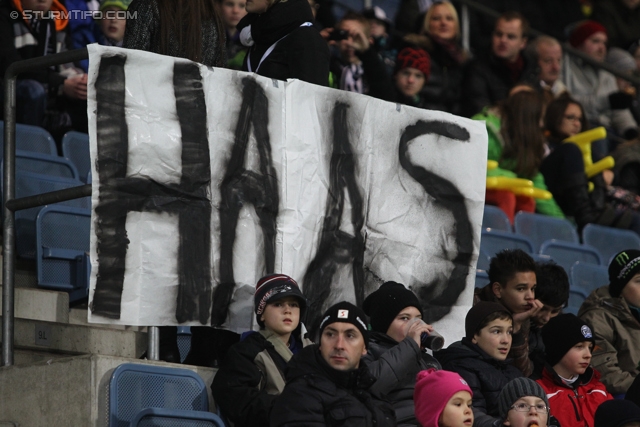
[568,390,582,422]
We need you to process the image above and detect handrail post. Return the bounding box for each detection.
[461,4,470,54]
[147,327,160,361]
[2,48,89,367]
[2,70,17,367]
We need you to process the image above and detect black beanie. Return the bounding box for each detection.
[254,274,306,328]
[465,301,511,339]
[362,281,423,333]
[595,400,640,427]
[318,301,369,347]
[608,250,640,298]
[541,313,595,367]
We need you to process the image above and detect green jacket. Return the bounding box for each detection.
[473,108,565,218]
[578,286,640,395]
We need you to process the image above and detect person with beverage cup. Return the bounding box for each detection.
[362,281,443,427]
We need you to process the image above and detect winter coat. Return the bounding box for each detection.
[562,55,637,136]
[578,286,640,395]
[123,0,226,68]
[436,338,523,427]
[270,345,397,427]
[363,331,441,426]
[238,0,329,86]
[402,33,469,115]
[329,48,396,101]
[536,366,612,427]
[0,0,78,90]
[461,52,536,117]
[211,329,311,427]
[473,107,565,219]
[474,284,535,377]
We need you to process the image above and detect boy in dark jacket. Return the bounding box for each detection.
[536,313,612,427]
[362,281,440,426]
[270,301,396,427]
[211,274,311,427]
[436,301,523,427]
[475,249,543,376]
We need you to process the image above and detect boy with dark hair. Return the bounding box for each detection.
[475,249,542,377]
[537,313,612,427]
[530,261,570,376]
[436,301,523,427]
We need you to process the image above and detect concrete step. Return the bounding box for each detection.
[0,354,216,427]
[0,285,69,323]
[1,316,146,361]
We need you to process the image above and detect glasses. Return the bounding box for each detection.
[563,114,582,122]
[510,403,548,413]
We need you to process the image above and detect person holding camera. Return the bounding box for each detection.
[362,281,442,427]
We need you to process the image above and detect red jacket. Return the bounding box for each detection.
[536,367,612,427]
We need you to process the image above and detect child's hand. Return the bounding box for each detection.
[512,299,544,332]
[406,319,434,347]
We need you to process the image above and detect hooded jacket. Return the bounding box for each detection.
[363,331,441,426]
[436,338,523,427]
[536,366,612,427]
[578,285,640,394]
[237,0,329,86]
[211,329,312,427]
[270,344,396,427]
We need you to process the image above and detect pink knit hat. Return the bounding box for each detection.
[414,369,473,427]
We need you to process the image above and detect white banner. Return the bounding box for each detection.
[86,45,487,343]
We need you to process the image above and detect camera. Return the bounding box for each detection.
[328,29,349,41]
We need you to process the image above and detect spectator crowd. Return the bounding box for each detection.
[4,0,640,426]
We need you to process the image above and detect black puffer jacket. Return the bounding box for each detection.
[237,0,329,86]
[436,338,523,427]
[363,331,441,426]
[270,345,396,427]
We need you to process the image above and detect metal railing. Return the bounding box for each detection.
[1,48,161,366]
[455,0,640,86]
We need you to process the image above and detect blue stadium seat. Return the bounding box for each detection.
[570,261,609,299]
[15,171,89,259]
[539,240,602,276]
[566,289,586,315]
[0,122,57,156]
[514,212,579,253]
[131,408,224,427]
[482,205,511,232]
[14,150,79,180]
[109,363,209,427]
[177,327,192,363]
[477,248,491,271]
[480,229,535,259]
[36,206,91,303]
[62,131,91,184]
[582,223,640,266]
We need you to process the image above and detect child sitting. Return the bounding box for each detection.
[579,249,640,394]
[536,313,613,427]
[414,368,473,427]
[498,378,551,427]
[211,274,312,427]
[98,0,130,46]
[436,301,522,427]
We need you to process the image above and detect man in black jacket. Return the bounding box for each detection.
[461,11,535,117]
[270,301,396,427]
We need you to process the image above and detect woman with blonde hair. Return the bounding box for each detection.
[402,1,469,114]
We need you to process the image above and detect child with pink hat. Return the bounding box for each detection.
[414,368,474,427]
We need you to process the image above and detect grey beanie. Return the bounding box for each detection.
[498,378,549,420]
[607,47,638,75]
